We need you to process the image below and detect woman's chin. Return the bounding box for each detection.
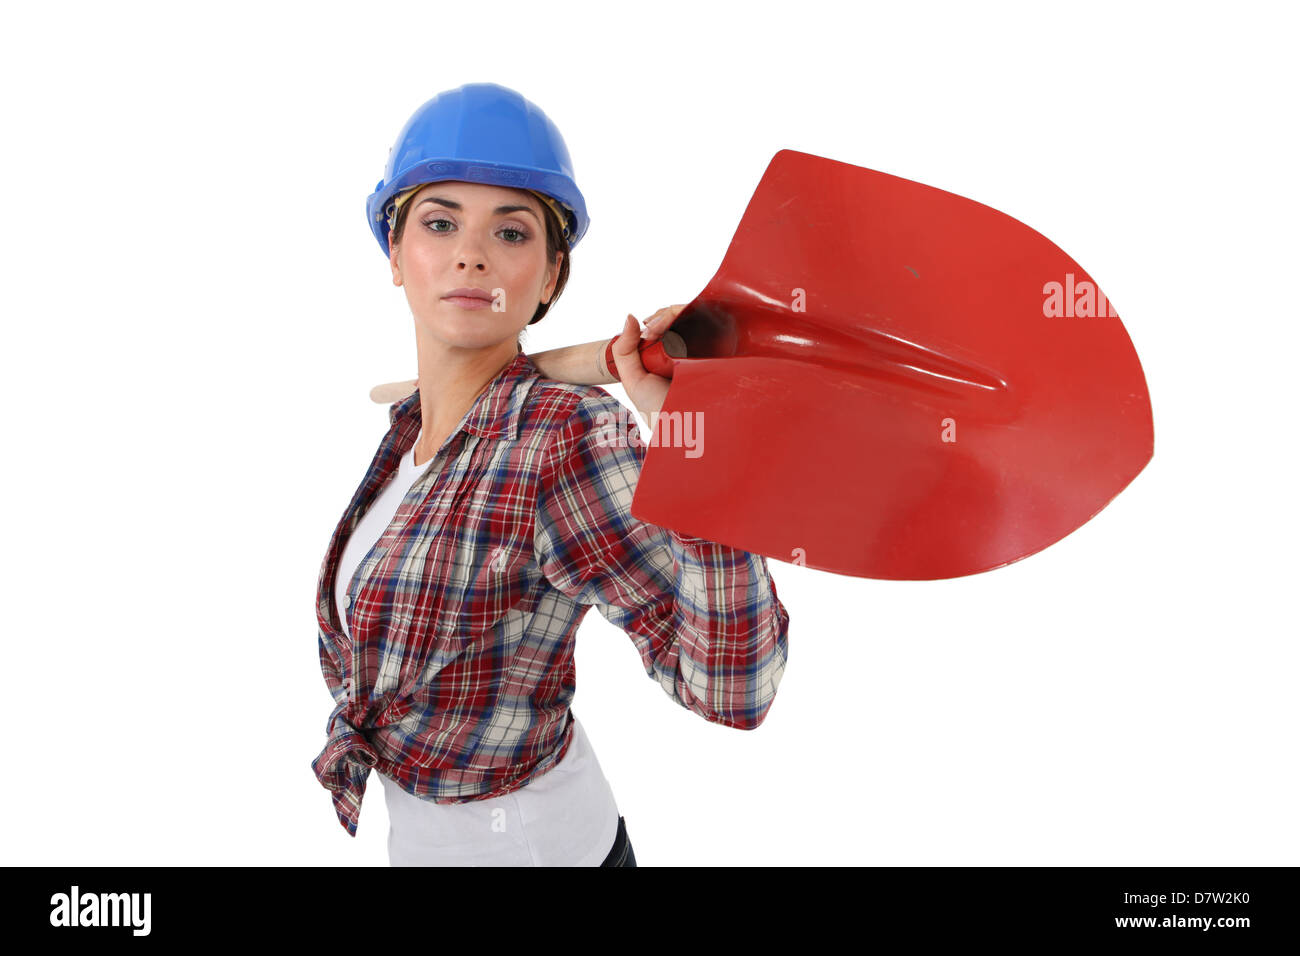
[417,315,525,353]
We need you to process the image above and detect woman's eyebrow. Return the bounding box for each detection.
[417,196,541,222]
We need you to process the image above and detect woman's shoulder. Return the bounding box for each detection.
[523,377,627,428]
[519,378,638,456]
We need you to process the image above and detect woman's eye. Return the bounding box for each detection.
[422,219,526,243]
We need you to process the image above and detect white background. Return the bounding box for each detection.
[3,0,1295,866]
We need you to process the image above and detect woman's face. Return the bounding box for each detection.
[389,180,561,350]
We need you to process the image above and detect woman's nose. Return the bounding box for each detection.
[452,232,489,270]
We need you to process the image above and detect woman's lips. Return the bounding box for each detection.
[442,288,496,310]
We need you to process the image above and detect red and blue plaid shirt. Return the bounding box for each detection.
[312,350,790,837]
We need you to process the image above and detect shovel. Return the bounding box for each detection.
[373,150,1153,580]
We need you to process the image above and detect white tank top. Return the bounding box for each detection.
[335,429,620,865]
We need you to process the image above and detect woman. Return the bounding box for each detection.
[311,83,790,866]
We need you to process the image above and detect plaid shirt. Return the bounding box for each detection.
[311,350,790,837]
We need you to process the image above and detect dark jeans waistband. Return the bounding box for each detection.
[600,815,637,867]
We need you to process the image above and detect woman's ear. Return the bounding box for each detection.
[389,236,402,287]
[541,250,563,303]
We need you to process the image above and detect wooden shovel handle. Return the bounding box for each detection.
[369,378,418,404]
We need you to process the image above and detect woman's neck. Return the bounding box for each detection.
[413,337,520,462]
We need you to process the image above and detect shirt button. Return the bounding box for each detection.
[343,594,352,609]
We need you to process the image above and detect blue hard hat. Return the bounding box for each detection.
[366,83,589,257]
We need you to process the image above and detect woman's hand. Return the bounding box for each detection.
[609,304,688,425]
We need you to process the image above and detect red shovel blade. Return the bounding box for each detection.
[631,150,1154,580]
